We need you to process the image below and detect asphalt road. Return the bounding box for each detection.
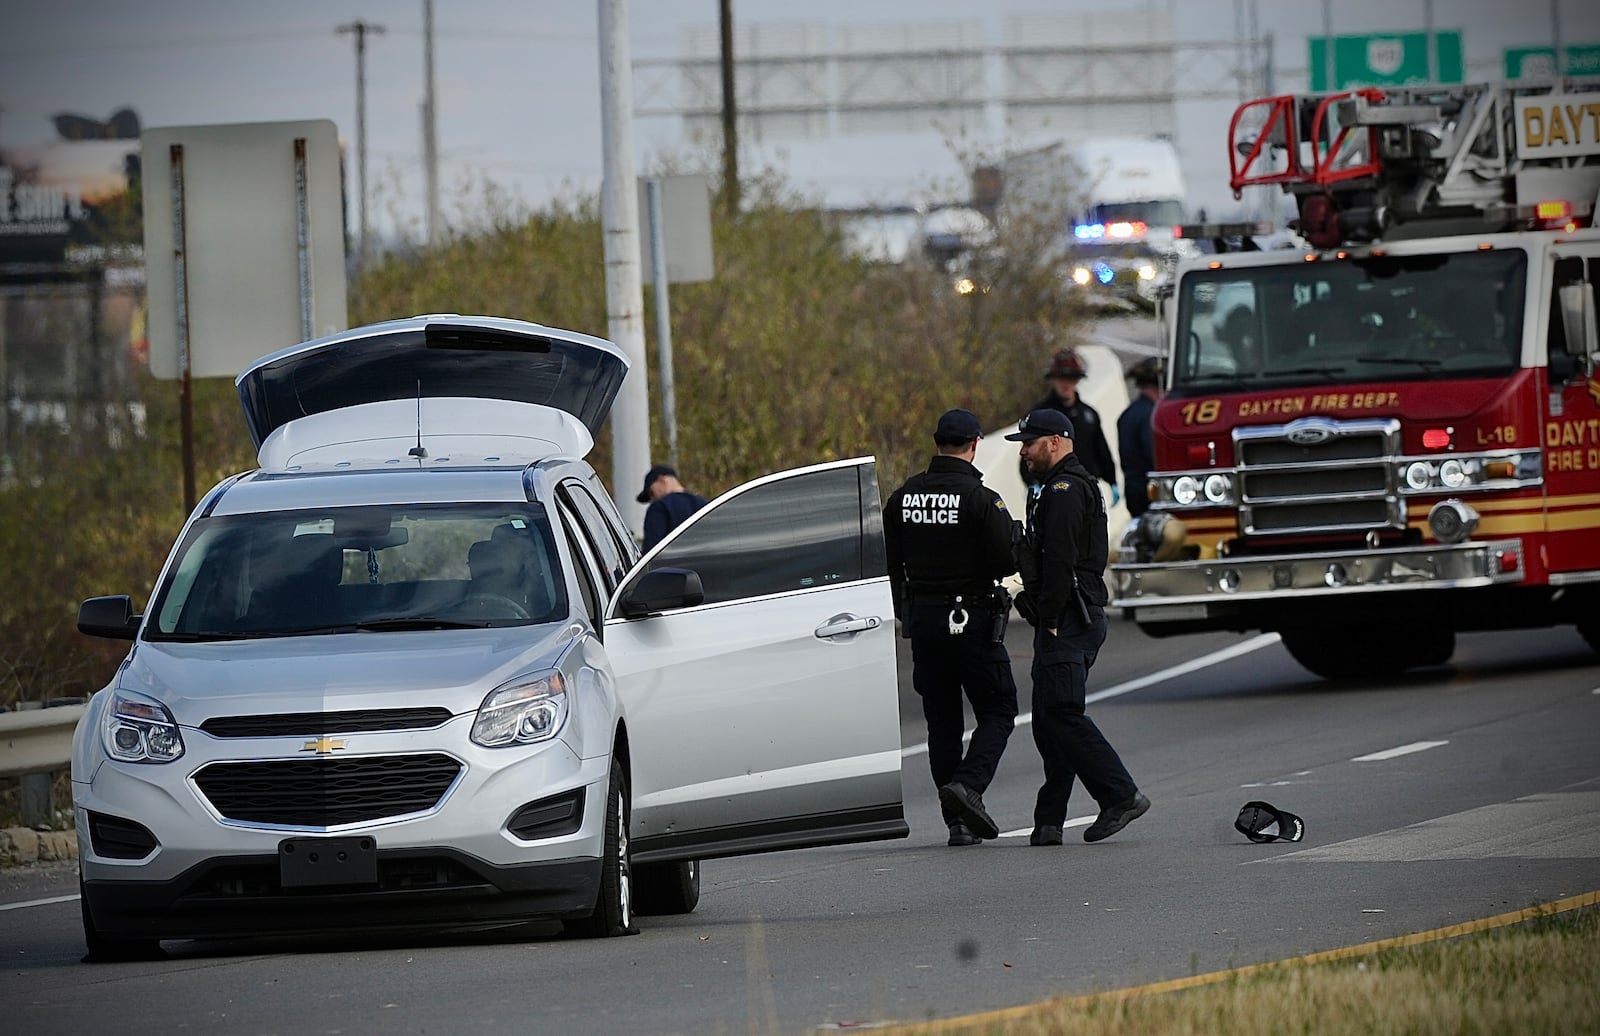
[3,617,1598,1035]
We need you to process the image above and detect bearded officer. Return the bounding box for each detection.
[1006,408,1149,847]
[884,409,1020,846]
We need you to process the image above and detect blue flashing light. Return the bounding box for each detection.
[1095,262,1115,285]
[1074,223,1105,240]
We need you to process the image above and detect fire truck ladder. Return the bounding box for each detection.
[1227,79,1600,244]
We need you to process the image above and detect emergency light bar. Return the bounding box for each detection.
[1074,220,1149,240]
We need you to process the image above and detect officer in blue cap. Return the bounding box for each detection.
[1007,408,1150,846]
[884,409,1020,846]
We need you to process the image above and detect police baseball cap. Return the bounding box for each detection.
[1234,800,1305,843]
[1004,409,1074,441]
[933,408,982,443]
[636,464,676,503]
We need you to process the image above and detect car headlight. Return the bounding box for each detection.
[1172,475,1200,505]
[1072,266,1091,286]
[103,689,185,763]
[1137,263,1157,280]
[472,670,568,747]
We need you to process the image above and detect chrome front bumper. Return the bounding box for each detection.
[1111,538,1525,623]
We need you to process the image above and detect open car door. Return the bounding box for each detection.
[603,457,908,865]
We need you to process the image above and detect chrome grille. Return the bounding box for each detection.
[1234,418,1403,536]
[193,754,461,827]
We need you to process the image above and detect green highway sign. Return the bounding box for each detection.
[1309,32,1463,91]
[1505,45,1600,79]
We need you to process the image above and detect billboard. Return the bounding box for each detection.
[0,107,143,270]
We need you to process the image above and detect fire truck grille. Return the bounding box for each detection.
[193,754,462,827]
[1234,419,1401,536]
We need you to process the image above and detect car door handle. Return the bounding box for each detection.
[814,614,882,639]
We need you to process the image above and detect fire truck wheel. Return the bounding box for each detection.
[1578,616,1600,656]
[1413,629,1456,668]
[1282,628,1454,681]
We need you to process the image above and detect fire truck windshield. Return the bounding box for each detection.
[1171,248,1528,390]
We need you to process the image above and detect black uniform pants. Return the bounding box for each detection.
[1030,605,1138,826]
[909,603,1018,824]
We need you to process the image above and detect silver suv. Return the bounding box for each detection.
[72,315,906,958]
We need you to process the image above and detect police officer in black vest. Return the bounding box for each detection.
[1006,408,1150,847]
[884,409,1020,846]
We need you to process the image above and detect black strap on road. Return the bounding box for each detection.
[1235,800,1305,843]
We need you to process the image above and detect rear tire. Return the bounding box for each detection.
[80,870,163,963]
[563,760,637,938]
[633,860,700,916]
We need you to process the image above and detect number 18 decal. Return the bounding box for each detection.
[1181,399,1221,425]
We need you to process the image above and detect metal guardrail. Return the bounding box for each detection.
[0,705,86,779]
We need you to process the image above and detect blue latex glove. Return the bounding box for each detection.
[1110,484,1122,507]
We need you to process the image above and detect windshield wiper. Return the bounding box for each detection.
[1269,365,1347,378]
[1355,355,1441,369]
[340,617,493,632]
[147,630,279,642]
[1184,371,1260,383]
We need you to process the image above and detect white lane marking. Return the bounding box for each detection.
[0,894,79,912]
[998,816,1093,838]
[1352,740,1448,762]
[903,633,1282,757]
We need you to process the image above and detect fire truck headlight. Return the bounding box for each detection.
[1137,263,1158,281]
[1428,500,1480,543]
[1202,473,1233,504]
[1172,476,1200,505]
[1438,459,1470,488]
[1072,266,1092,286]
[1404,461,1434,491]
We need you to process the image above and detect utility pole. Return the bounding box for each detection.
[337,18,385,262]
[719,0,739,213]
[422,0,440,244]
[598,0,652,534]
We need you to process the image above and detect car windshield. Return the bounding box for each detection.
[1171,248,1527,390]
[146,502,567,640]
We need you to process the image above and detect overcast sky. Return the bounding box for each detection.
[4,0,1597,237]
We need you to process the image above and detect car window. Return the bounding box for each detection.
[558,480,632,589]
[147,503,567,639]
[557,503,605,628]
[632,465,866,607]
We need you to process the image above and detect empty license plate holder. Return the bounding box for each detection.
[279,836,378,888]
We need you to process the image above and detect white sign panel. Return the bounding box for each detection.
[1513,93,1600,161]
[637,173,715,284]
[142,120,348,380]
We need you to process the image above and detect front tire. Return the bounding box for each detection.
[634,860,700,916]
[1578,615,1600,656]
[1280,627,1454,682]
[564,760,637,938]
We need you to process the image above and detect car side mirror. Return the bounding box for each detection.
[1557,281,1597,376]
[78,595,140,640]
[618,568,704,619]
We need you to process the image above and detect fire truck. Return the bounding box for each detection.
[1111,79,1600,680]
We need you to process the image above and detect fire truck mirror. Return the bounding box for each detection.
[1556,283,1597,372]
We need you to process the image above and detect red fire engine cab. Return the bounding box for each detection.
[1113,79,1600,680]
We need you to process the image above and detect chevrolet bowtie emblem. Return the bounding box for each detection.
[301,736,348,755]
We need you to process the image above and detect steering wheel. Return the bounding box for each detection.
[448,593,531,621]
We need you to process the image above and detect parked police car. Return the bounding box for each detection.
[72,315,907,958]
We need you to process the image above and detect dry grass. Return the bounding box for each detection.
[892,907,1600,1036]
